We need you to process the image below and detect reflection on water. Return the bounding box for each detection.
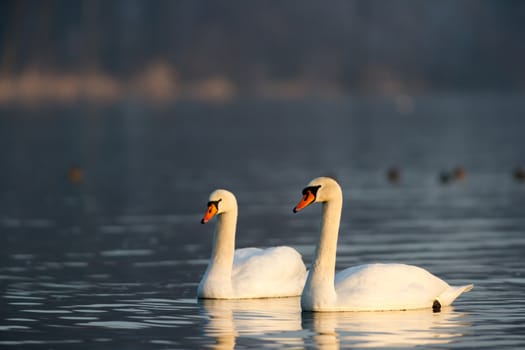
[303,308,469,349]
[1,274,478,349]
[200,298,303,349]
[199,297,471,349]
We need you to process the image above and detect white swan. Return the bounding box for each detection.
[198,189,307,299]
[293,177,473,312]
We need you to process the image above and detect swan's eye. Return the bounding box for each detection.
[302,185,321,196]
[207,199,221,211]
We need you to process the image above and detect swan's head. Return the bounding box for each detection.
[201,189,237,224]
[293,176,341,213]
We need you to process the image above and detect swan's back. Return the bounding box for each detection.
[334,263,472,311]
[232,246,307,299]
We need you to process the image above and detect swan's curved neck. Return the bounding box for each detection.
[199,204,238,297]
[209,208,237,275]
[313,199,342,280]
[304,193,342,307]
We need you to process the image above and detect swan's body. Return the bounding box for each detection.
[293,177,473,312]
[198,189,307,299]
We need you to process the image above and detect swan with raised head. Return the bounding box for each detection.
[198,189,307,299]
[293,177,473,312]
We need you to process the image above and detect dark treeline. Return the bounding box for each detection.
[1,0,524,94]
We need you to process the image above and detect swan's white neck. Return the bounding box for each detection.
[302,192,342,309]
[199,206,237,297]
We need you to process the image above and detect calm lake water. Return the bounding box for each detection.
[1,95,525,349]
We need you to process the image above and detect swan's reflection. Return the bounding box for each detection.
[200,298,470,349]
[199,297,303,350]
[302,307,470,349]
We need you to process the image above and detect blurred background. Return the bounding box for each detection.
[1,0,525,103]
[1,0,525,235]
[1,0,524,231]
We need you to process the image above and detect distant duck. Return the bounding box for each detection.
[387,167,401,184]
[513,166,525,183]
[439,171,452,184]
[453,167,467,181]
[67,166,84,184]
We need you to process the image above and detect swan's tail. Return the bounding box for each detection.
[438,284,474,307]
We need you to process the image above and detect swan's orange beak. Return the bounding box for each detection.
[293,190,316,213]
[201,202,219,224]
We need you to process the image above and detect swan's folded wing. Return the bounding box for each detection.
[334,263,452,311]
[232,246,307,298]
